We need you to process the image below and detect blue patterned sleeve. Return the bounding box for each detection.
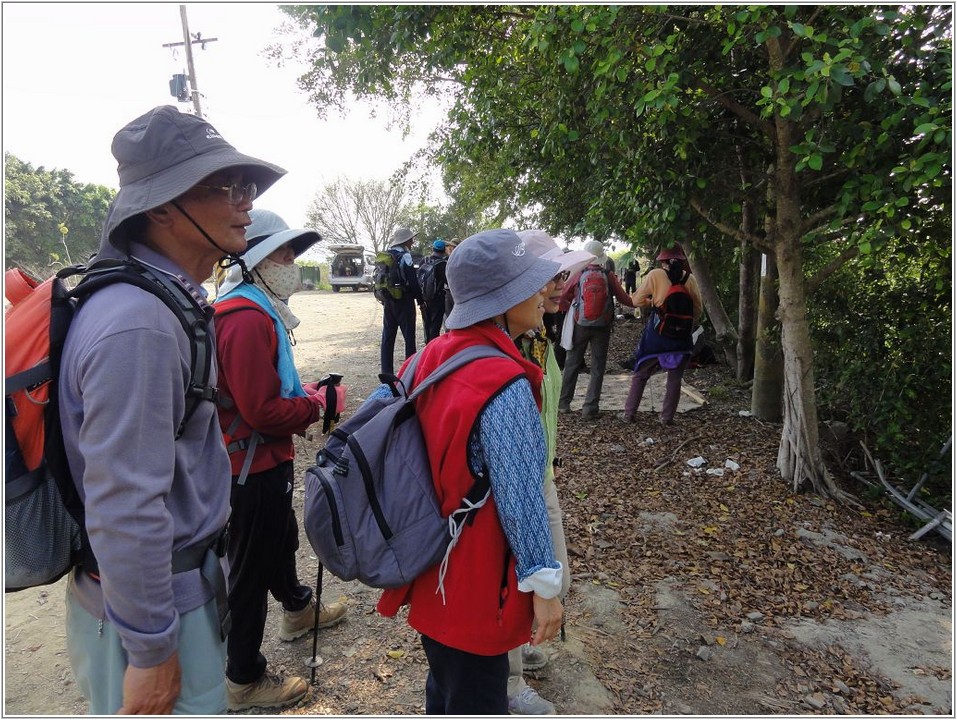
[471,379,562,597]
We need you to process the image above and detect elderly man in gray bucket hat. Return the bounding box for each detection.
[374,229,564,714]
[58,106,284,715]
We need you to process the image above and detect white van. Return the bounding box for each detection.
[329,244,376,292]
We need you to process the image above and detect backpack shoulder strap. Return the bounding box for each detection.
[66,260,216,439]
[213,296,268,319]
[406,346,510,401]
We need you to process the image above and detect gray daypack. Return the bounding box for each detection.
[303,345,508,589]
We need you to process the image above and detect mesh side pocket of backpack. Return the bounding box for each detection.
[4,474,82,590]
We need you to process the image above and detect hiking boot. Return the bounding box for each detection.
[279,597,348,641]
[618,412,635,424]
[521,643,548,671]
[226,670,307,711]
[508,685,556,715]
[557,405,571,415]
[581,408,600,421]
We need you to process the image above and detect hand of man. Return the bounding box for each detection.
[117,653,181,715]
[530,595,563,647]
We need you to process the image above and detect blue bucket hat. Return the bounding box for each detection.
[218,209,320,295]
[444,229,560,330]
[102,105,286,251]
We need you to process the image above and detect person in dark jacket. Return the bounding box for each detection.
[420,239,448,343]
[380,227,422,375]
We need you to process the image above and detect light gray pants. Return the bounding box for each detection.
[508,480,570,687]
[66,577,227,715]
[558,324,612,415]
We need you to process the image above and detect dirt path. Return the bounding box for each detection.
[4,290,952,715]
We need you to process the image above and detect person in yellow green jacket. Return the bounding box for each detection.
[507,229,595,714]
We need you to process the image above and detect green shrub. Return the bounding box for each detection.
[810,233,951,504]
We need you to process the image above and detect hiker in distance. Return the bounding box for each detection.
[507,229,594,715]
[557,240,635,419]
[375,229,564,714]
[379,227,422,375]
[57,106,285,714]
[621,244,703,426]
[442,238,459,329]
[418,238,449,343]
[214,209,348,711]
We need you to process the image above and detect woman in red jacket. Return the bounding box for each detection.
[214,209,348,711]
[377,229,564,713]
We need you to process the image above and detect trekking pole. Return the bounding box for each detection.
[304,561,324,683]
[560,597,566,642]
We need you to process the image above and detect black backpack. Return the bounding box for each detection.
[656,269,695,341]
[417,255,446,305]
[5,258,217,591]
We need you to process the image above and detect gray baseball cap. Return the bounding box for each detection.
[102,105,286,251]
[218,209,321,295]
[444,229,561,330]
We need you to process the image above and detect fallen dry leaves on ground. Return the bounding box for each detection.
[262,316,950,716]
[549,319,952,713]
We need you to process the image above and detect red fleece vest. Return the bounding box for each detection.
[377,321,544,655]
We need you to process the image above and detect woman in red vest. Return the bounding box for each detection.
[377,229,564,713]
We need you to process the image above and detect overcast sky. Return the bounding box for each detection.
[2,3,444,228]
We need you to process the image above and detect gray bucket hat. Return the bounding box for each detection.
[445,229,561,330]
[218,209,321,295]
[103,105,286,250]
[389,227,417,248]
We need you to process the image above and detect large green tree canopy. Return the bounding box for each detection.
[5,153,115,277]
[282,5,951,498]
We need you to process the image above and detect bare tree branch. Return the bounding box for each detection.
[306,177,409,253]
[806,244,861,293]
[689,195,770,252]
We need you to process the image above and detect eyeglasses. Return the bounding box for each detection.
[552,270,570,283]
[194,181,258,205]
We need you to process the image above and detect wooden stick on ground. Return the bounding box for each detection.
[653,434,700,472]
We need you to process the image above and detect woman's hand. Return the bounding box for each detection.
[530,595,563,646]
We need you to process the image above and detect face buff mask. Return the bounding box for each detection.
[254,258,303,330]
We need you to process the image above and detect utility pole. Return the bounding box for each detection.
[162,5,218,117]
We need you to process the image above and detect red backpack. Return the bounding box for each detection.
[575,267,613,327]
[656,272,695,340]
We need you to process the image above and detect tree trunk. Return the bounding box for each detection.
[736,240,760,381]
[685,251,738,375]
[735,152,759,382]
[751,253,783,421]
[770,122,853,502]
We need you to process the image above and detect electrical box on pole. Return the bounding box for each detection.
[169,73,190,102]
[161,5,217,117]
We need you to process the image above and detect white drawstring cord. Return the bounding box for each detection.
[434,487,491,604]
